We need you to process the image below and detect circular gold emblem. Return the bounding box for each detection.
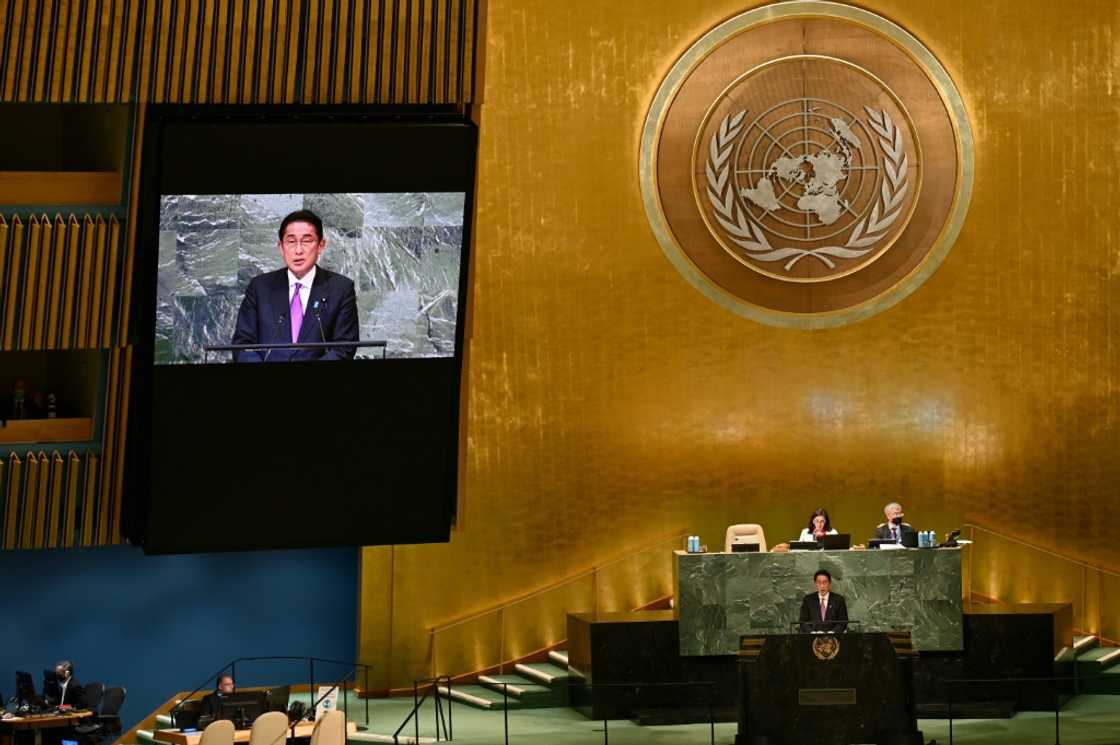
[812,634,841,660]
[640,1,973,327]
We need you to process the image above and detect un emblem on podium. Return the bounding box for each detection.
[641,1,974,327]
[812,635,841,661]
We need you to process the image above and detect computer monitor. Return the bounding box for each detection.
[42,670,61,703]
[731,543,760,553]
[214,691,269,727]
[820,533,852,550]
[263,685,290,713]
[15,671,38,706]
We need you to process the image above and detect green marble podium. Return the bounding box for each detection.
[676,548,963,654]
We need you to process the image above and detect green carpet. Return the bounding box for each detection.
[335,694,1120,745]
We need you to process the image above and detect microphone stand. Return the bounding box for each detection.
[261,314,287,363]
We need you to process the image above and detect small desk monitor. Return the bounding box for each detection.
[731,543,760,553]
[42,670,61,703]
[820,533,851,550]
[264,685,290,712]
[15,671,38,706]
[214,691,268,727]
[788,541,821,551]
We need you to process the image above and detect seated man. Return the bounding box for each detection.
[45,661,83,708]
[874,502,914,543]
[199,675,236,723]
[798,569,849,633]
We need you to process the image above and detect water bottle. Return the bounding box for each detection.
[917,531,927,548]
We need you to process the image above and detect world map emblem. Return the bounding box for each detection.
[641,1,973,327]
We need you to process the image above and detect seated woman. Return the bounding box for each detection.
[797,508,838,542]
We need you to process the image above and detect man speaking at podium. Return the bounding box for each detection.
[799,569,849,633]
[231,209,359,362]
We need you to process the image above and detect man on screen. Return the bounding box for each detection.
[231,209,359,362]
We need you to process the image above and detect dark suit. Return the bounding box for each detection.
[874,521,915,542]
[799,592,849,633]
[44,676,83,708]
[231,266,359,362]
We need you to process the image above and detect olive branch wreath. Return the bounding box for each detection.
[705,106,909,272]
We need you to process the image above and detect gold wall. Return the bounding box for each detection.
[360,0,1120,688]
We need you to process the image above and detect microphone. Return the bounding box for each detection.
[313,297,328,356]
[262,313,286,362]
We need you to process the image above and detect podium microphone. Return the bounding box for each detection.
[313,298,328,354]
[262,314,286,362]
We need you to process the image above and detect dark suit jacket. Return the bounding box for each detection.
[874,522,915,542]
[45,676,83,708]
[231,266,359,362]
[799,592,849,633]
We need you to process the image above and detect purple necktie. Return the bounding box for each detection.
[290,282,304,342]
[820,598,827,621]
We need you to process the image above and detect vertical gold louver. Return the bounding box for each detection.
[60,216,80,348]
[19,452,39,549]
[45,216,65,350]
[79,453,98,546]
[3,454,21,550]
[3,216,24,348]
[46,452,64,548]
[62,451,80,547]
[32,215,52,348]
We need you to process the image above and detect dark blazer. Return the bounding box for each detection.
[231,266,359,362]
[874,522,915,542]
[45,676,83,707]
[799,592,849,633]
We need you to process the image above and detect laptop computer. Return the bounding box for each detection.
[819,533,851,550]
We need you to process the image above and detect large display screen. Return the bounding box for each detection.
[156,192,466,364]
[125,106,476,553]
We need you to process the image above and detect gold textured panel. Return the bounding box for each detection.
[62,451,80,548]
[20,214,41,349]
[3,454,21,549]
[32,215,51,348]
[74,216,94,348]
[31,451,50,548]
[87,217,107,345]
[45,452,64,548]
[0,217,9,344]
[60,217,80,348]
[109,346,132,543]
[20,452,39,549]
[79,453,98,546]
[3,217,24,348]
[45,216,65,350]
[358,0,1120,689]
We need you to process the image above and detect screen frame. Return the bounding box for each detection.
[123,104,477,553]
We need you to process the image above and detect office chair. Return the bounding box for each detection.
[82,682,105,713]
[75,686,126,744]
[309,710,345,745]
[199,719,236,745]
[248,711,288,745]
[725,524,768,553]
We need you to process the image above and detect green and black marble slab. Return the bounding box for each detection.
[677,548,963,653]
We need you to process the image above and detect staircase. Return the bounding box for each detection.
[1070,635,1120,694]
[440,650,571,710]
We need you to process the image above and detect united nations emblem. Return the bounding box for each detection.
[641,1,973,327]
[812,635,840,661]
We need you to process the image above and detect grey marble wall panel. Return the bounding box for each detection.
[156,192,466,364]
[677,549,963,654]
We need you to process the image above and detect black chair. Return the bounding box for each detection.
[75,686,125,745]
[82,682,105,713]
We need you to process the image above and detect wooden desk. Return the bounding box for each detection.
[154,720,356,745]
[0,710,93,745]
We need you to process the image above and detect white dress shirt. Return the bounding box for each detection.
[288,265,317,310]
[798,528,838,542]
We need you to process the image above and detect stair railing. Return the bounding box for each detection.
[427,531,688,679]
[393,676,452,743]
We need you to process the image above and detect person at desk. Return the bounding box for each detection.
[44,660,83,708]
[874,502,915,543]
[798,569,849,633]
[199,675,236,721]
[798,508,838,542]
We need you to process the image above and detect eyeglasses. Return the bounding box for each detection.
[282,236,320,248]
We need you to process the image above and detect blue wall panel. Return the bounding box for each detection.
[0,545,359,731]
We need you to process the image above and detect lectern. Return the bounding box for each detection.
[736,632,922,745]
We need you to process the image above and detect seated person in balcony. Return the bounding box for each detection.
[874,502,914,542]
[200,675,236,721]
[797,508,838,542]
[798,569,849,633]
[45,660,83,708]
